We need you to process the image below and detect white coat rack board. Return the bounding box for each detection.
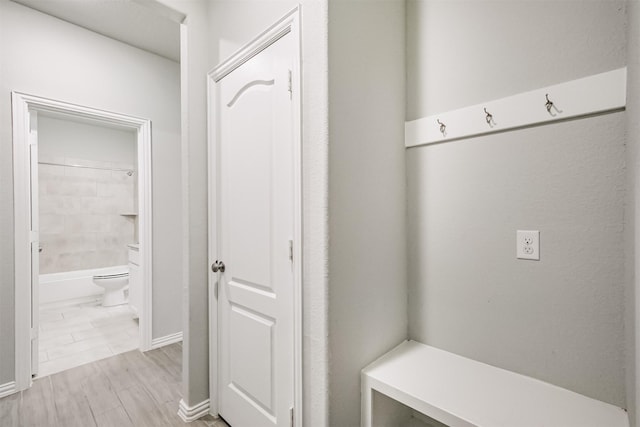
[405,68,627,148]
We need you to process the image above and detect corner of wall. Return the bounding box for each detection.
[327,0,407,425]
[625,1,638,424]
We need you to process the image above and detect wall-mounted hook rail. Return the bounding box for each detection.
[404,68,626,148]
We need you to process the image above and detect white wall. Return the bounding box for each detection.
[328,0,407,425]
[39,116,136,163]
[154,0,211,410]
[0,0,182,384]
[407,0,628,409]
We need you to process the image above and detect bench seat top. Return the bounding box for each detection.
[362,340,628,427]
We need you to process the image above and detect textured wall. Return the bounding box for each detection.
[328,0,407,425]
[407,0,627,408]
[407,113,626,405]
[626,1,639,424]
[407,0,627,120]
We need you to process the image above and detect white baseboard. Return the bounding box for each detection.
[178,398,210,422]
[151,331,183,349]
[0,381,17,399]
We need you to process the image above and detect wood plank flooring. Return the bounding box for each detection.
[0,343,228,427]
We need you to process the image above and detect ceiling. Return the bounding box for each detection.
[11,0,181,62]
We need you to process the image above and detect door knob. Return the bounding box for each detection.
[212,260,225,273]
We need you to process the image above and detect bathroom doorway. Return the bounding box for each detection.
[12,93,154,389]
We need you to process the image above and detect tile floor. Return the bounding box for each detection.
[38,300,139,377]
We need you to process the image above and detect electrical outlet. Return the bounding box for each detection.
[517,230,540,260]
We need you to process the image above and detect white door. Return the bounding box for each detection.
[29,110,40,376]
[213,27,297,427]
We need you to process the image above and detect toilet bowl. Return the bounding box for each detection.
[92,267,129,307]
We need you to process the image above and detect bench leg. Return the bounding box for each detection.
[361,378,373,427]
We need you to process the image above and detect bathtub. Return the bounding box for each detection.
[39,265,127,306]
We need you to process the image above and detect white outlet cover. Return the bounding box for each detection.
[517,230,540,260]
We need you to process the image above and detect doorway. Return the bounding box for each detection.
[12,93,154,391]
[208,8,302,426]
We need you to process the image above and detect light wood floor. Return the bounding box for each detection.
[0,343,228,427]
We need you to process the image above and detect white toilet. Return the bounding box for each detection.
[92,266,129,307]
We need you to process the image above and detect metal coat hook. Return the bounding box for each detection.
[437,119,446,136]
[545,94,554,113]
[484,107,493,125]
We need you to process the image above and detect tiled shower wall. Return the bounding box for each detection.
[39,154,136,274]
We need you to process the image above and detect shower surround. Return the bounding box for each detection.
[39,154,136,275]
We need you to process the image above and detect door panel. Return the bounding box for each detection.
[29,110,39,376]
[215,30,295,427]
[227,90,272,287]
[229,304,274,412]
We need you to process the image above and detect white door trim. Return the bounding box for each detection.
[207,6,303,425]
[12,92,154,391]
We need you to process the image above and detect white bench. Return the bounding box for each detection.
[361,340,629,427]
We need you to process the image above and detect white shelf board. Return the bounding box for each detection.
[405,68,627,148]
[362,340,629,427]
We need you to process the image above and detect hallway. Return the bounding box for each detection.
[0,343,226,426]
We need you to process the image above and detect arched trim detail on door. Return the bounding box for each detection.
[227,79,275,108]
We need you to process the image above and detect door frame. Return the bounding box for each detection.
[12,92,154,391]
[206,6,303,425]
